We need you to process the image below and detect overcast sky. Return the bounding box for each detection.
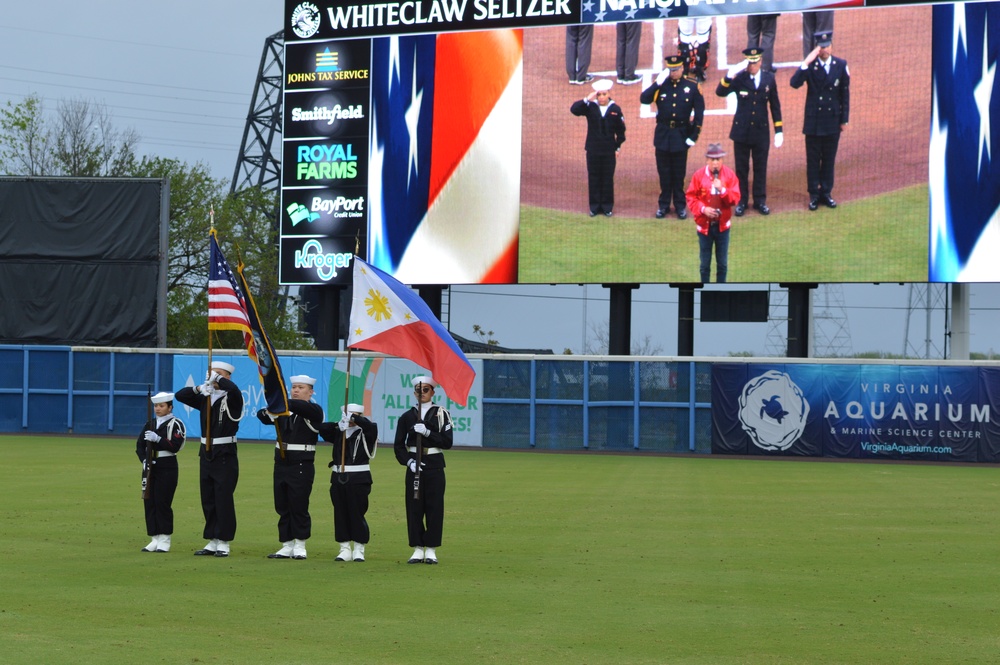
[1,1,997,358]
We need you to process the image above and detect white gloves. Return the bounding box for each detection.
[774,132,784,148]
[726,59,749,79]
[413,423,429,436]
[144,431,160,443]
[685,138,696,147]
[337,416,350,431]
[407,459,425,473]
[208,371,221,385]
[655,68,670,85]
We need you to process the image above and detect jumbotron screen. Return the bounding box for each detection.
[280,0,994,286]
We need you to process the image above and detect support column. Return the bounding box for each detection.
[418,285,445,321]
[315,286,343,351]
[950,283,969,360]
[783,283,816,358]
[672,283,699,356]
[604,284,638,355]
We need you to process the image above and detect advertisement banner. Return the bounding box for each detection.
[172,354,483,446]
[712,363,1000,462]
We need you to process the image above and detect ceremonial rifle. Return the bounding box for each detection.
[141,385,153,500]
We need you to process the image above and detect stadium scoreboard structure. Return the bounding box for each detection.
[281,0,997,286]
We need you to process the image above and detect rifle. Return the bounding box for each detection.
[141,385,154,500]
[412,429,422,500]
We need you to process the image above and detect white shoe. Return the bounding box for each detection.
[292,538,307,560]
[268,541,294,559]
[194,539,219,556]
[156,534,171,552]
[142,536,158,552]
[336,542,353,562]
[424,547,438,564]
[407,547,425,564]
[352,543,365,562]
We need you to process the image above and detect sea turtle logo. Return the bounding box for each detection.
[738,371,809,451]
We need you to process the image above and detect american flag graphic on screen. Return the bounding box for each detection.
[368,31,522,284]
[930,3,1000,282]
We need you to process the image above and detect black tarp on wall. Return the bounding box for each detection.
[0,177,164,346]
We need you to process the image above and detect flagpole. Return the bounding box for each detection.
[205,216,215,454]
[339,349,352,475]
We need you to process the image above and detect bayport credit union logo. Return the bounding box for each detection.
[738,370,810,452]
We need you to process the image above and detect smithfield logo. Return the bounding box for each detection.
[293,240,352,281]
[291,3,321,39]
[738,371,810,452]
[290,104,366,126]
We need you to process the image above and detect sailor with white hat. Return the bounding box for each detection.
[174,359,244,558]
[136,391,186,553]
[318,401,379,562]
[257,374,324,560]
[393,375,455,564]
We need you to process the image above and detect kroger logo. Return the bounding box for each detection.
[293,240,352,281]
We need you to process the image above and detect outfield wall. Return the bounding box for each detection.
[2,345,997,462]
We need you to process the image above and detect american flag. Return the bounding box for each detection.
[368,31,522,284]
[208,231,259,367]
[930,3,1000,282]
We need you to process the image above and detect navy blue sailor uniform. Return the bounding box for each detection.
[318,415,378,546]
[394,404,454,550]
[789,54,850,203]
[716,67,782,210]
[176,377,243,545]
[135,414,186,540]
[640,73,705,216]
[257,398,324,544]
[570,97,626,216]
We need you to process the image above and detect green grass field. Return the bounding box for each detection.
[3,435,997,664]
[518,186,929,284]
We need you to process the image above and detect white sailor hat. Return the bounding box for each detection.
[411,375,438,389]
[211,361,235,374]
[150,391,174,404]
[346,403,364,414]
[592,78,613,93]
[290,374,316,387]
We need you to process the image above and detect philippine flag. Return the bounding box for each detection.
[347,257,475,405]
[930,3,1000,282]
[368,30,522,285]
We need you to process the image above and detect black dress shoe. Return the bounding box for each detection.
[734,204,746,217]
[604,211,612,217]
[676,207,688,220]
[655,208,668,219]
[267,553,290,559]
[193,549,216,556]
[213,550,229,558]
[754,203,770,215]
[407,557,424,564]
[589,210,597,217]
[823,195,837,208]
[808,197,819,211]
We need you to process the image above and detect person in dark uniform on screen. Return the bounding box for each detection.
[640,55,705,220]
[136,391,186,553]
[257,374,323,561]
[318,402,378,562]
[175,360,243,558]
[566,25,594,85]
[571,78,626,218]
[394,376,454,565]
[746,14,779,73]
[790,30,850,211]
[716,47,783,216]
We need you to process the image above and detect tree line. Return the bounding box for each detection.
[0,95,312,351]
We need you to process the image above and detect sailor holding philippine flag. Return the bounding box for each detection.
[347,257,471,564]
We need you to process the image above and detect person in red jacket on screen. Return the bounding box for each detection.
[685,142,741,283]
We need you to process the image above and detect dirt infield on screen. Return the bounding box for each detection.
[518,8,930,284]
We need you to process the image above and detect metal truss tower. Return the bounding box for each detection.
[903,284,948,359]
[764,285,852,357]
[231,30,284,195]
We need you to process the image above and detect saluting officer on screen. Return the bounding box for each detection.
[136,391,186,553]
[570,77,626,218]
[640,54,705,220]
[175,361,243,558]
[394,376,454,565]
[716,47,783,216]
[790,30,850,211]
